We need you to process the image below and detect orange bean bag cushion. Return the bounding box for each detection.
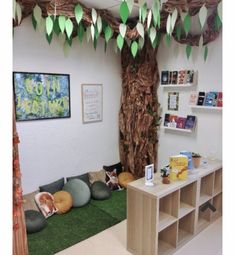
[53,191,73,214]
[118,172,135,188]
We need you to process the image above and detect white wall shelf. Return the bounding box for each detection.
[191,105,222,111]
[163,126,193,133]
[160,84,195,88]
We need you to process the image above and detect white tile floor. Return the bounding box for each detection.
[56,217,222,255]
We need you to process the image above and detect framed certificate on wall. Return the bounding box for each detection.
[82,84,103,123]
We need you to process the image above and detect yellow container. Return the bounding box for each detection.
[169,155,188,181]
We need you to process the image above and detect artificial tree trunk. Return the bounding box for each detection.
[119,39,159,177]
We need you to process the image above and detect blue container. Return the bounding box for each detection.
[180,151,193,170]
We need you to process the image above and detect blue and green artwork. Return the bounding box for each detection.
[13,72,71,121]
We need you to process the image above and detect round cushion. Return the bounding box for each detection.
[118,172,135,188]
[25,210,47,234]
[63,179,91,207]
[53,191,73,214]
[91,181,111,200]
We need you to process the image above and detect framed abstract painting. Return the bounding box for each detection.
[13,72,71,121]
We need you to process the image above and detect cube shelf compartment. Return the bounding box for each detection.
[214,169,222,195]
[158,222,178,255]
[211,193,222,220]
[199,173,214,205]
[127,161,222,255]
[178,210,195,246]
[179,182,197,218]
[159,191,179,232]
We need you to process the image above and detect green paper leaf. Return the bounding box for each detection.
[92,8,97,24]
[217,2,222,22]
[91,24,95,41]
[131,41,138,58]
[215,14,222,30]
[152,32,161,48]
[65,18,73,38]
[53,17,61,36]
[46,16,53,36]
[141,3,147,23]
[204,46,208,61]
[137,22,144,39]
[75,4,83,25]
[33,5,42,25]
[32,14,37,31]
[94,25,99,40]
[77,23,85,43]
[58,16,66,34]
[97,16,102,34]
[147,10,152,30]
[166,14,172,35]
[186,44,192,59]
[117,34,124,51]
[104,41,107,53]
[86,26,91,42]
[184,14,191,36]
[119,23,127,38]
[176,24,181,40]
[152,1,160,27]
[104,25,113,43]
[199,4,207,29]
[38,18,45,34]
[126,0,134,13]
[149,27,156,44]
[171,9,178,32]
[46,32,53,45]
[66,35,73,46]
[16,2,22,25]
[199,35,203,49]
[120,1,129,24]
[138,37,145,50]
[93,37,98,50]
[165,34,171,47]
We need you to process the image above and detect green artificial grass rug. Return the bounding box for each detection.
[27,190,126,255]
[91,189,126,221]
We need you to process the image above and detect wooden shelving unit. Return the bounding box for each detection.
[127,161,222,255]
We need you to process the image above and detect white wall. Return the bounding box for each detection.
[13,18,122,194]
[157,33,222,168]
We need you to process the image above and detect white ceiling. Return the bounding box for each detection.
[80,0,155,18]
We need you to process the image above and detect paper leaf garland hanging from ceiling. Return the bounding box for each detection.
[75,4,83,25]
[59,16,66,33]
[46,16,53,36]
[199,4,208,29]
[33,5,42,26]
[119,23,127,38]
[131,41,138,58]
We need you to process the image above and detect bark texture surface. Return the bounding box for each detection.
[119,40,159,177]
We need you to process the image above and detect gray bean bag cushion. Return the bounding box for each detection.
[91,181,111,200]
[39,178,64,195]
[63,179,91,207]
[66,173,90,187]
[25,210,47,234]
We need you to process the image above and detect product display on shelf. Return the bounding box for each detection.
[190,91,223,107]
[163,114,196,131]
[161,70,196,86]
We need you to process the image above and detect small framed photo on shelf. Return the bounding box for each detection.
[82,84,103,123]
[145,164,154,186]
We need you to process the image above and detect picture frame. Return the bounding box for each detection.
[13,71,71,121]
[168,92,179,111]
[145,164,154,186]
[82,84,103,123]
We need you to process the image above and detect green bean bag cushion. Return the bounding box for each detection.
[63,179,91,207]
[91,181,111,200]
[25,210,47,234]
